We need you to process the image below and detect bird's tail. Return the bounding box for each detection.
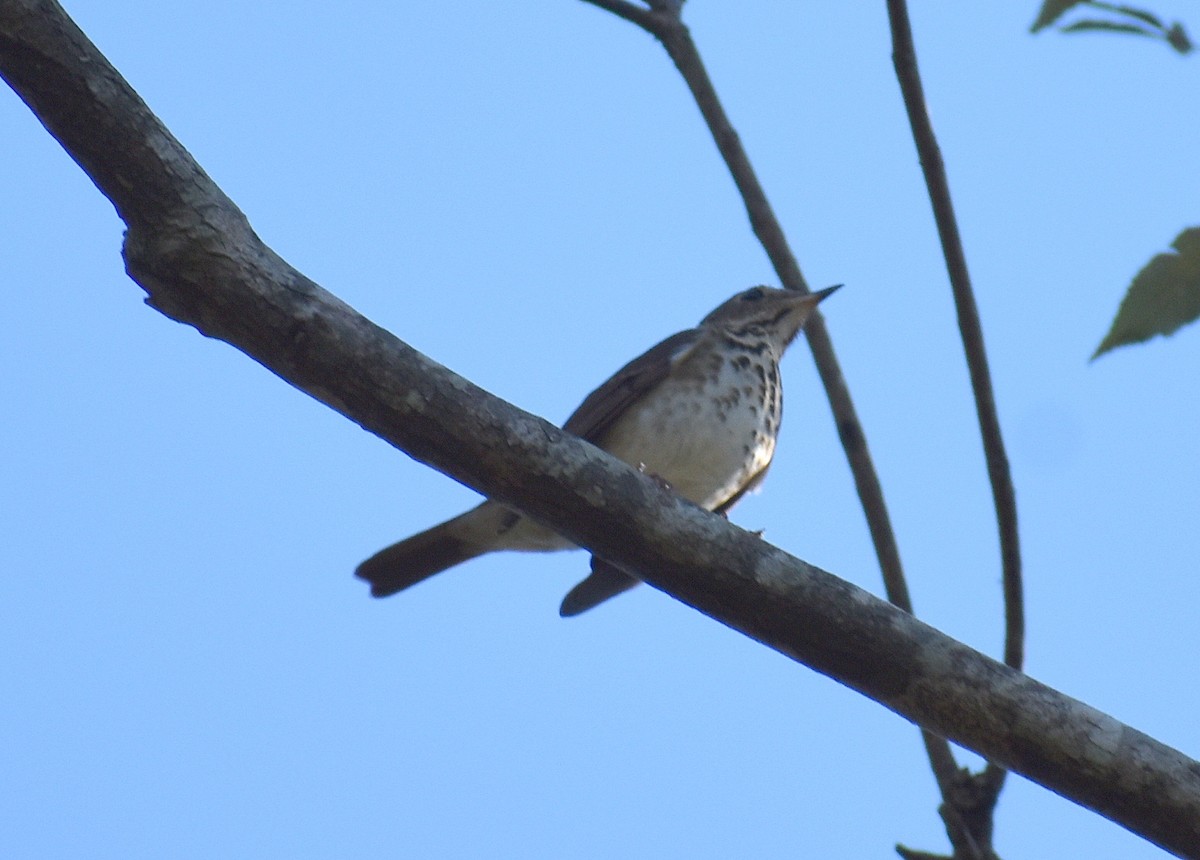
[356,505,494,598]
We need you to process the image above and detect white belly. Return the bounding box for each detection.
[598,361,779,510]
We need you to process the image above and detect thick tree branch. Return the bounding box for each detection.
[3,2,1200,856]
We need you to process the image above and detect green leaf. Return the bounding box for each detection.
[1165,22,1193,53]
[1093,227,1200,359]
[1061,19,1157,37]
[1031,0,1088,32]
[1089,2,1164,29]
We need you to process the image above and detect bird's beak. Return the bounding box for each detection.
[811,283,843,303]
[779,284,841,345]
[784,283,842,313]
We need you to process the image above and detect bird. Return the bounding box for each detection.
[356,284,840,616]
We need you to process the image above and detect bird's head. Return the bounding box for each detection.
[700,284,841,347]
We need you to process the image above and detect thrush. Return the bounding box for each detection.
[356,284,840,616]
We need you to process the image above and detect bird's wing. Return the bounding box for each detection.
[555,328,699,616]
[562,328,700,443]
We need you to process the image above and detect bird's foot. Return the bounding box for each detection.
[637,463,674,492]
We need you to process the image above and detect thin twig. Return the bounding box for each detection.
[577,0,964,813]
[887,0,1025,829]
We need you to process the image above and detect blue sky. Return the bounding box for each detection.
[2,2,1198,857]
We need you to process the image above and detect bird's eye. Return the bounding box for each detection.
[742,287,765,302]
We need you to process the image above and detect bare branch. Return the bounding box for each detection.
[886,0,1027,832]
[885,0,1023,670]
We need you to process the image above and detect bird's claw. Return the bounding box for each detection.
[637,462,674,492]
